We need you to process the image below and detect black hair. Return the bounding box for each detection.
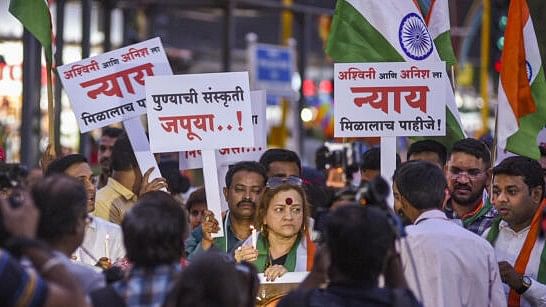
[325,205,395,284]
[225,161,267,189]
[101,127,124,138]
[493,156,545,199]
[45,154,88,177]
[122,191,188,267]
[393,160,447,210]
[259,149,302,175]
[407,140,447,167]
[359,147,401,172]
[110,133,138,172]
[33,175,88,244]
[450,138,491,168]
[159,160,190,194]
[165,252,258,307]
[186,187,206,211]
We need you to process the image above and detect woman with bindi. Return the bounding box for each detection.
[234,176,316,282]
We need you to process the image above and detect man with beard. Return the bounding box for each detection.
[444,138,497,235]
[97,127,123,189]
[46,154,125,266]
[185,161,267,258]
[484,156,546,307]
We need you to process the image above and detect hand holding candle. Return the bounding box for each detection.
[250,225,257,249]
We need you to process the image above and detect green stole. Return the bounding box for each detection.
[462,198,492,228]
[213,236,228,253]
[486,217,546,283]
[254,233,301,273]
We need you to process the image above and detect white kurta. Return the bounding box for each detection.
[400,209,506,307]
[483,221,546,307]
[73,216,126,266]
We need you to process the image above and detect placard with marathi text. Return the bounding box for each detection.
[334,62,446,137]
[179,90,267,170]
[145,72,254,152]
[57,37,172,132]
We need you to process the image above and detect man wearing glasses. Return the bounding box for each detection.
[444,138,498,235]
[186,161,267,258]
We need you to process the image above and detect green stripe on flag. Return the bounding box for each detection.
[506,67,546,160]
[434,31,457,66]
[326,0,404,62]
[9,0,53,64]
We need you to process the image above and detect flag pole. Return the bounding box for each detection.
[46,61,56,156]
[479,0,491,138]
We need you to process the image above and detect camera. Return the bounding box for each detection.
[0,163,28,247]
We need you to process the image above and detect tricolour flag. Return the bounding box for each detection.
[497,0,546,161]
[9,0,53,65]
[417,0,456,66]
[326,0,465,148]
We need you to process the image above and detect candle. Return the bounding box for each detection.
[104,234,110,259]
[250,225,257,249]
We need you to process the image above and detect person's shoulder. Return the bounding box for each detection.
[94,216,121,229]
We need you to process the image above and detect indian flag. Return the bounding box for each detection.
[497,0,546,161]
[9,0,53,65]
[326,0,465,148]
[417,0,456,66]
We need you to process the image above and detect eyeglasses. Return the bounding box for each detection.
[448,169,486,180]
[266,176,304,189]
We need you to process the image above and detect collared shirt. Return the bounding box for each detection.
[73,216,126,266]
[400,209,506,307]
[95,177,137,224]
[0,249,48,307]
[444,196,498,235]
[185,211,244,259]
[112,263,180,307]
[483,221,546,307]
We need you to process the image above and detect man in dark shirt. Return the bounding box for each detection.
[279,205,420,307]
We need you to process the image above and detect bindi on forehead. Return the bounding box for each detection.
[285,197,293,205]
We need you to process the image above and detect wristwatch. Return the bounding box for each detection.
[516,276,532,294]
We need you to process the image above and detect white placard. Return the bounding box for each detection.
[258,272,308,284]
[202,150,224,238]
[57,37,172,132]
[334,62,446,137]
[146,72,254,152]
[123,117,163,182]
[179,90,267,170]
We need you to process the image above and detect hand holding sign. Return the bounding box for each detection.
[138,167,168,196]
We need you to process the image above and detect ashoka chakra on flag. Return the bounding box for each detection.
[399,13,433,61]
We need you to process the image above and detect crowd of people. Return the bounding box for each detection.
[1,130,546,307]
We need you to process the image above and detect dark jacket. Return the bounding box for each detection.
[278,283,422,307]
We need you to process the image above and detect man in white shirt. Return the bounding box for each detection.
[485,156,546,307]
[394,160,506,307]
[46,154,125,266]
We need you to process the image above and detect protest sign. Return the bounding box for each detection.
[146,72,255,237]
[57,37,172,132]
[146,72,254,152]
[123,117,163,183]
[179,90,267,170]
[334,62,446,138]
